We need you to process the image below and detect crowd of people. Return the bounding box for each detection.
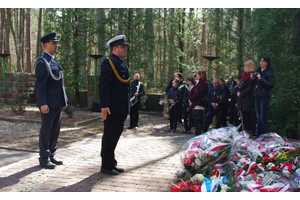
[163,57,275,139]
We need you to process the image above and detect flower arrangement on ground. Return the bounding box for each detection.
[169,127,300,192]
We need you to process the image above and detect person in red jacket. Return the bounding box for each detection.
[188,70,209,136]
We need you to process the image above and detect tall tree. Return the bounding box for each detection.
[0,8,5,54]
[237,8,244,78]
[20,8,25,71]
[7,8,21,71]
[145,8,154,88]
[36,8,43,59]
[25,8,31,73]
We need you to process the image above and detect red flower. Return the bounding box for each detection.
[190,184,202,192]
[169,181,192,192]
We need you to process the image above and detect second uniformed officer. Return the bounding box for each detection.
[35,32,68,169]
[98,35,130,175]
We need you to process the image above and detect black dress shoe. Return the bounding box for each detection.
[101,167,119,175]
[127,126,133,129]
[40,162,56,169]
[114,167,124,173]
[50,157,63,165]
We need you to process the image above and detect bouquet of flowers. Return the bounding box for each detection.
[170,127,300,192]
[180,127,233,175]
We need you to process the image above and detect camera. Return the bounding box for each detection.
[253,72,259,77]
[238,81,244,90]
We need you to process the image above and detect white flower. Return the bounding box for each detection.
[194,158,202,166]
[220,184,230,192]
[266,162,275,170]
[196,174,204,182]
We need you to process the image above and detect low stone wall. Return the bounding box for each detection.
[0,72,36,104]
[0,73,164,113]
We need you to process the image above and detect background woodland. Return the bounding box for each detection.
[0,8,299,137]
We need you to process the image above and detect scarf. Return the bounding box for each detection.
[241,71,252,82]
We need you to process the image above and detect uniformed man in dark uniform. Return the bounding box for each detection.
[35,32,68,169]
[98,35,130,175]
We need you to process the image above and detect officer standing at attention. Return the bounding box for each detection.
[35,32,68,169]
[98,35,130,175]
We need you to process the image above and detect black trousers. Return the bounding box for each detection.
[183,107,192,131]
[203,109,223,133]
[229,104,239,126]
[130,102,140,127]
[169,105,179,130]
[101,113,127,170]
[39,107,62,164]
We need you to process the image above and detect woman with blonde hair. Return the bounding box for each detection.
[237,60,256,136]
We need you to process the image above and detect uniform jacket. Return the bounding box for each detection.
[206,85,227,111]
[35,52,67,109]
[98,54,130,114]
[254,66,275,99]
[167,86,182,106]
[189,80,209,107]
[130,80,145,101]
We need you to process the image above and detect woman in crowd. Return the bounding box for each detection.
[189,70,209,136]
[251,56,275,137]
[237,60,256,136]
[183,76,196,133]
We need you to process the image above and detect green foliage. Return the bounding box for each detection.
[11,102,25,115]
[39,8,300,137]
[251,8,300,137]
[140,95,148,109]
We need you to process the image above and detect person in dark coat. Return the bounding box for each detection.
[231,80,241,126]
[203,78,227,133]
[167,78,182,132]
[226,76,237,93]
[183,76,196,133]
[35,32,68,169]
[237,60,256,136]
[219,78,230,127]
[251,56,275,137]
[226,76,237,125]
[189,70,209,135]
[181,81,190,133]
[98,35,130,175]
[128,73,145,130]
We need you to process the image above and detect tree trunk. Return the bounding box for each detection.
[0,8,5,54]
[36,8,43,59]
[6,8,21,71]
[237,8,244,78]
[20,8,25,72]
[146,8,154,88]
[5,9,10,66]
[96,8,105,57]
[25,8,31,73]
[200,8,207,69]
[163,8,167,86]
[178,8,185,74]
[168,8,175,80]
